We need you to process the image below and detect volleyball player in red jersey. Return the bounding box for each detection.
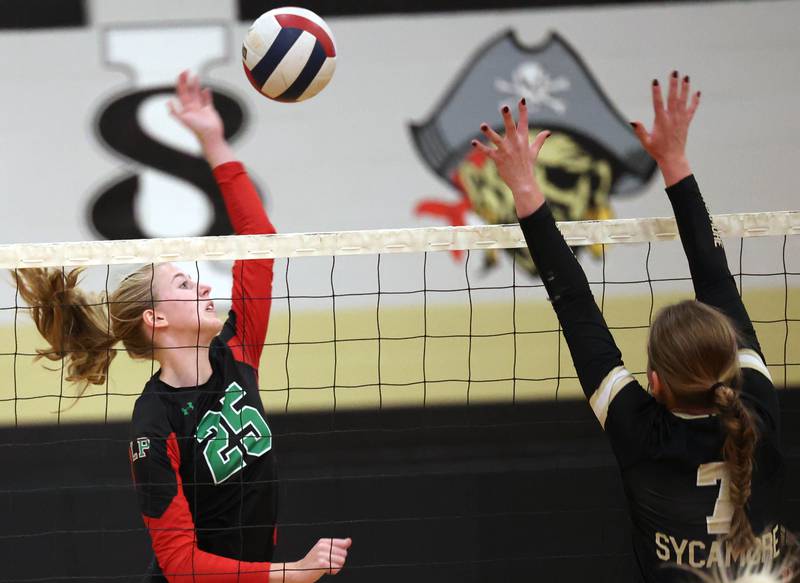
[472,72,784,581]
[16,71,351,582]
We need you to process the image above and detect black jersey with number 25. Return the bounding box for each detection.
[129,162,278,582]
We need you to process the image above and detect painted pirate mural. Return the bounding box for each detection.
[410,31,656,275]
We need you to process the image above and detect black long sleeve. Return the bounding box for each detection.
[519,186,783,582]
[519,204,624,399]
[666,174,761,353]
[666,174,776,430]
[520,203,656,468]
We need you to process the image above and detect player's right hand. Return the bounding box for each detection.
[293,537,352,582]
[471,100,551,218]
[472,101,550,198]
[168,70,224,144]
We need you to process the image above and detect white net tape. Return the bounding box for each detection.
[1,211,798,269]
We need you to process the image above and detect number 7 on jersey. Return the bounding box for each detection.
[697,462,733,535]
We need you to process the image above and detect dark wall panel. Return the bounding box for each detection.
[0,0,749,30]
[0,0,86,29]
[238,0,710,19]
[2,390,799,582]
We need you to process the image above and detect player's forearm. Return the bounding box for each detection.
[147,525,273,582]
[657,156,692,189]
[519,203,624,397]
[201,134,237,169]
[666,174,732,287]
[518,204,589,297]
[216,162,275,365]
[268,562,315,583]
[151,535,273,582]
[511,183,546,220]
[267,563,290,582]
[666,174,761,350]
[160,558,272,583]
[212,162,276,236]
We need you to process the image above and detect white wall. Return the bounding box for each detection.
[0,0,797,303]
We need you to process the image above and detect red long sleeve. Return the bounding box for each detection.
[213,162,276,237]
[212,162,276,370]
[139,434,272,582]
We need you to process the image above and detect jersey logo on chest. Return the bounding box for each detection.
[195,382,273,484]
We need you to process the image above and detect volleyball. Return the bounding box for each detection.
[242,7,337,103]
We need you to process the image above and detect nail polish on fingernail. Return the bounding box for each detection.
[520,98,526,106]
[652,79,659,86]
[684,75,690,83]
[697,91,701,97]
[629,122,637,128]
[502,106,510,113]
[471,140,478,147]
[480,124,488,130]
[672,70,678,78]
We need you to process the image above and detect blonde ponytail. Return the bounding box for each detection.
[15,268,116,389]
[13,264,159,396]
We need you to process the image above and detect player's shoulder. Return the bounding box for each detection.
[596,366,655,427]
[214,312,259,371]
[131,382,171,434]
[737,348,779,433]
[738,347,773,384]
[737,348,777,402]
[217,311,238,347]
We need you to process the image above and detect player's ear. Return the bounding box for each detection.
[648,369,664,400]
[142,309,167,329]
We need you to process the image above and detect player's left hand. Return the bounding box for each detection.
[630,71,701,186]
[630,71,700,165]
[290,537,352,582]
[168,70,224,143]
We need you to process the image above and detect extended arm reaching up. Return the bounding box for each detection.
[472,102,640,423]
[630,72,761,355]
[169,71,276,371]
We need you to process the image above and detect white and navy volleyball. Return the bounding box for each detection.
[242,7,337,103]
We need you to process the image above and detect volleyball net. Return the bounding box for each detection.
[0,210,798,426]
[0,210,799,582]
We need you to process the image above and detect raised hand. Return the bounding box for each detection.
[168,70,235,167]
[168,70,224,144]
[471,99,551,218]
[630,71,701,186]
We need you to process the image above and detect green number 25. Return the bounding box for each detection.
[196,382,272,484]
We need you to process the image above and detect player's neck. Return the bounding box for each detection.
[157,346,213,389]
[671,405,716,416]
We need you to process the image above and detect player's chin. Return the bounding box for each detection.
[201,312,223,335]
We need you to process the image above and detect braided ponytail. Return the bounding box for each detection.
[714,384,759,555]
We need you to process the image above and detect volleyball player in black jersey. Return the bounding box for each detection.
[472,72,784,581]
[16,72,351,582]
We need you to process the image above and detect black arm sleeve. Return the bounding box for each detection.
[521,203,662,467]
[519,203,623,398]
[666,175,761,353]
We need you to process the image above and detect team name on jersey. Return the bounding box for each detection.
[129,437,150,462]
[654,524,784,570]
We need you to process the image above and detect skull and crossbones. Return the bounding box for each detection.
[494,62,571,115]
